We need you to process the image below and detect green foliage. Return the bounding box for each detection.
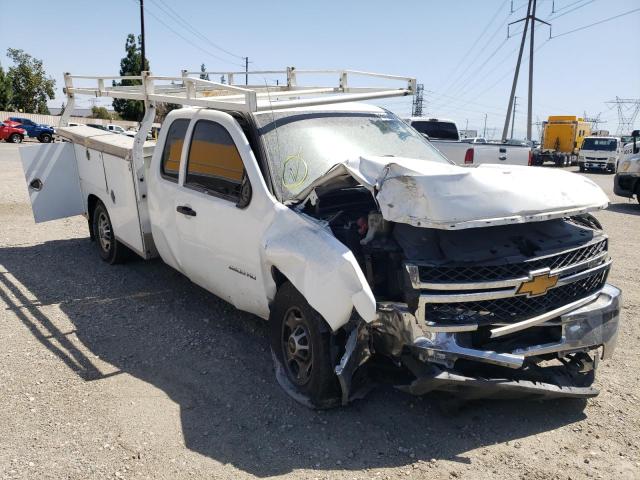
[155,102,180,123]
[0,63,13,110]
[5,49,55,114]
[199,63,209,81]
[112,34,149,122]
[90,105,112,120]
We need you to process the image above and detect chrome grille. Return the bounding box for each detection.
[418,238,607,283]
[424,269,608,326]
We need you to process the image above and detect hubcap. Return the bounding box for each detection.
[97,212,112,252]
[281,307,313,386]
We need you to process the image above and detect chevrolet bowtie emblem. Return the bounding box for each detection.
[516,271,559,297]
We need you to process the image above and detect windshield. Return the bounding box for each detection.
[255,111,451,201]
[410,120,459,140]
[582,138,617,151]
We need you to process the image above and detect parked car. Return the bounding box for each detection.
[20,69,620,408]
[8,117,54,143]
[106,124,126,134]
[86,123,108,131]
[405,117,532,166]
[0,121,26,143]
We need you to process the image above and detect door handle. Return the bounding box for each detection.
[176,205,196,217]
[499,156,507,160]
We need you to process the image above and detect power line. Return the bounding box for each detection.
[547,0,595,21]
[149,0,245,60]
[137,0,245,68]
[437,5,515,99]
[437,0,509,90]
[552,7,640,38]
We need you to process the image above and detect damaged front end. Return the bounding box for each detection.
[296,158,620,403]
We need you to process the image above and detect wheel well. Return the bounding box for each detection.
[271,267,289,290]
[87,194,101,241]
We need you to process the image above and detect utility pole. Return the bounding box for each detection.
[244,57,249,86]
[139,0,146,72]
[510,96,518,139]
[483,113,488,138]
[502,0,532,142]
[501,0,550,142]
[412,83,424,117]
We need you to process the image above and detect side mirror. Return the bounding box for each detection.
[632,130,639,138]
[633,130,639,155]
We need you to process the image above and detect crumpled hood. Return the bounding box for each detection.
[296,156,609,230]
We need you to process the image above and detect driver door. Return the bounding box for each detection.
[174,110,271,318]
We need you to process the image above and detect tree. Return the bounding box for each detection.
[199,63,210,81]
[0,63,13,111]
[90,105,112,120]
[112,34,149,122]
[5,49,55,114]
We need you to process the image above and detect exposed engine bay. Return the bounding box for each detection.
[300,181,619,403]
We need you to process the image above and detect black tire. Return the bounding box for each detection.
[92,201,129,264]
[579,165,586,173]
[270,282,341,408]
[8,133,21,143]
[38,133,52,143]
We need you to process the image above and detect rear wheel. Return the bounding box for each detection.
[92,201,129,264]
[270,282,341,408]
[8,133,21,143]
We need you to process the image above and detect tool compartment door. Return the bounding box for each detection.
[100,152,145,254]
[19,142,84,223]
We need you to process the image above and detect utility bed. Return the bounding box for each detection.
[21,126,157,258]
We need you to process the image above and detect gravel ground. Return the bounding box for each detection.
[0,142,638,480]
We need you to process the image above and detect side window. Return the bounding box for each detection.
[160,118,189,182]
[185,120,245,201]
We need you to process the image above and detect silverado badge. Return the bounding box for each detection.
[516,271,559,297]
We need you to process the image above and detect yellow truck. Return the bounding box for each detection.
[533,115,591,167]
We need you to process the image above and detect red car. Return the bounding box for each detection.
[0,121,26,143]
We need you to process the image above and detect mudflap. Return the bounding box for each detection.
[397,354,599,401]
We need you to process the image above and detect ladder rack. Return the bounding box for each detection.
[61,67,416,120]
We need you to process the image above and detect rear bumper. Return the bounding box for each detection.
[373,284,621,398]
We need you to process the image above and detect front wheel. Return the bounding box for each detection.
[38,133,52,143]
[270,282,341,408]
[92,201,129,264]
[9,133,21,143]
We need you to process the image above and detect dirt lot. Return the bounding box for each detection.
[0,142,638,480]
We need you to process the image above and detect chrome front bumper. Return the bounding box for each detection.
[375,284,621,370]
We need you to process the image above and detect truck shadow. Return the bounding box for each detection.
[0,238,587,477]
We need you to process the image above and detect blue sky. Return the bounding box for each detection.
[1,0,638,139]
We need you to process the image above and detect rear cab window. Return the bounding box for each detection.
[160,118,189,182]
[411,121,459,141]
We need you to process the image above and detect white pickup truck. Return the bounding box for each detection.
[404,117,532,166]
[614,130,640,201]
[20,69,620,408]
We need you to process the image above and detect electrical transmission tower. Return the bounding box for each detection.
[501,0,551,142]
[412,83,424,117]
[582,112,606,131]
[606,97,640,135]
